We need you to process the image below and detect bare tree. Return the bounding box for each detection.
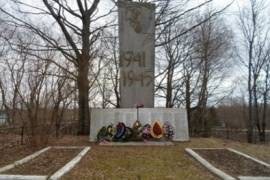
[155,8,233,136]
[0,0,116,134]
[190,10,233,136]
[0,0,234,136]
[237,0,270,142]
[106,0,234,109]
[155,23,191,108]
[260,62,270,141]
[0,28,75,146]
[96,28,120,108]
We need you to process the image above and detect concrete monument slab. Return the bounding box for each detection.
[118,1,155,108]
[89,108,189,142]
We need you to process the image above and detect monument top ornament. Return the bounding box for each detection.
[118,0,155,108]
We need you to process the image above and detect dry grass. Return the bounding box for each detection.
[63,145,216,180]
[60,137,270,180]
[1,136,270,180]
[0,146,37,167]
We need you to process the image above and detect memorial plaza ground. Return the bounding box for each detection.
[1,136,270,180]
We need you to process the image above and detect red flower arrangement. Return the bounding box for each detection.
[150,121,163,139]
[153,122,162,136]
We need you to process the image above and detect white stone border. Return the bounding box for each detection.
[53,146,89,149]
[185,148,236,180]
[189,148,225,150]
[227,148,270,180]
[0,175,47,180]
[227,148,270,168]
[0,147,51,173]
[238,176,270,180]
[186,148,270,180]
[49,146,91,180]
[0,146,91,180]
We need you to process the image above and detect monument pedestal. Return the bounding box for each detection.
[89,108,189,142]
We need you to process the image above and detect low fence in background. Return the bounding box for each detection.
[0,121,78,149]
[2,123,269,149]
[211,129,270,143]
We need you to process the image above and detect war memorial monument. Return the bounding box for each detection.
[89,1,189,142]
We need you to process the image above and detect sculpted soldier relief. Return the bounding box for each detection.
[125,6,153,34]
[126,8,142,33]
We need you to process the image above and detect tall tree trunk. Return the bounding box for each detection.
[115,76,120,108]
[253,74,261,141]
[77,60,90,135]
[77,13,91,135]
[166,61,173,108]
[247,78,253,142]
[200,57,209,137]
[261,100,267,142]
[247,42,254,143]
[261,65,269,142]
[185,74,192,136]
[166,73,173,108]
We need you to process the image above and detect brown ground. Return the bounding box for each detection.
[0,145,39,167]
[194,149,270,177]
[5,148,80,176]
[0,134,21,150]
[0,136,270,180]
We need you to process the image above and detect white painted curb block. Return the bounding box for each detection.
[186,148,270,180]
[185,148,236,180]
[53,146,89,149]
[0,147,51,173]
[0,175,47,180]
[49,147,91,180]
[189,148,225,150]
[0,146,91,180]
[238,176,270,180]
[227,148,270,168]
